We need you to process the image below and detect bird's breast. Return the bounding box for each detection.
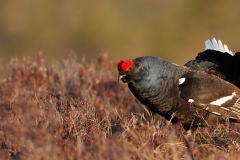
[128,78,180,114]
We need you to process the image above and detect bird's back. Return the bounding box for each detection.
[185,38,240,88]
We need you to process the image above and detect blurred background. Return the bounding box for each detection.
[0,0,240,66]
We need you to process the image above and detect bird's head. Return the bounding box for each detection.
[117,56,165,84]
[117,56,181,84]
[117,58,148,83]
[118,59,134,83]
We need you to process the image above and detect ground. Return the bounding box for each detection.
[0,54,240,160]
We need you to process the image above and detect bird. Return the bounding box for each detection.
[117,56,240,130]
[185,38,240,88]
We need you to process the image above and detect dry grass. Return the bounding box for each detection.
[0,53,240,160]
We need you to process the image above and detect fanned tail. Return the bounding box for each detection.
[205,38,233,56]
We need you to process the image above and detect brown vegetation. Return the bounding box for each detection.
[0,54,240,159]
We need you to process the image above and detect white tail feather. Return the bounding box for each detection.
[205,38,233,56]
[212,38,219,51]
[223,44,230,53]
[205,40,213,50]
[217,40,224,52]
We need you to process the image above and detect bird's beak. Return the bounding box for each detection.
[118,73,126,81]
[118,74,122,81]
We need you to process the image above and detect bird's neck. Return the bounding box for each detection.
[128,64,187,114]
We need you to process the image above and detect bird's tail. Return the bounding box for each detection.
[205,38,233,55]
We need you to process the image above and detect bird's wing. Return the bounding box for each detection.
[184,48,239,87]
[179,72,240,120]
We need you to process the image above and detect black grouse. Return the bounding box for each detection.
[118,55,240,130]
[185,38,240,88]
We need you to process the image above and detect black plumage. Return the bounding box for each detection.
[118,56,240,130]
[185,38,240,88]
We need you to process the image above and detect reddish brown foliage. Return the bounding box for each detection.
[0,54,240,159]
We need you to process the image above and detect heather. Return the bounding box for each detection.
[0,54,240,160]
